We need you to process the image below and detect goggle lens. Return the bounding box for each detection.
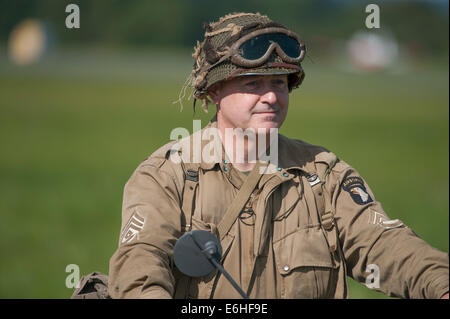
[239,33,301,60]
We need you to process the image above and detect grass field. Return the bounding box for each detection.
[0,48,448,298]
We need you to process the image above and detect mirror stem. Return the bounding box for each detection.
[202,241,249,299]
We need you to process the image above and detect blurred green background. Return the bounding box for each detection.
[0,0,448,299]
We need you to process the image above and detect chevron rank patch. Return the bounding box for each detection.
[342,176,373,205]
[368,208,404,229]
[120,209,146,244]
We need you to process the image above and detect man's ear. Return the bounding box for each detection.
[208,82,222,104]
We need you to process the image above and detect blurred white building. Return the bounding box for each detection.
[347,30,399,72]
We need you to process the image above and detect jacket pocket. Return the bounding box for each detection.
[273,226,338,299]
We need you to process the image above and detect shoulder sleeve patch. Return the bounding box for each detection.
[342,176,373,205]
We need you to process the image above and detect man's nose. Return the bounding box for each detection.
[260,89,277,105]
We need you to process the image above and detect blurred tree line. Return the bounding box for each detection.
[0,0,448,56]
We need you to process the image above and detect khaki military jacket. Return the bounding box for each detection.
[109,120,449,299]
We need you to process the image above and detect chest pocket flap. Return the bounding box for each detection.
[273,226,336,275]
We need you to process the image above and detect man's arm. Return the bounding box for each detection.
[108,157,184,298]
[327,160,449,299]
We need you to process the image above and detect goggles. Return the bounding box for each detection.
[229,27,306,68]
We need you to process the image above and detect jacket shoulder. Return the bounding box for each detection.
[142,140,179,167]
[278,135,336,167]
[128,140,185,186]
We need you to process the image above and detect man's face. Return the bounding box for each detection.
[209,74,289,132]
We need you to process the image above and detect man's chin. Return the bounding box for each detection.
[252,122,281,132]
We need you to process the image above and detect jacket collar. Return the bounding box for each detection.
[182,118,328,178]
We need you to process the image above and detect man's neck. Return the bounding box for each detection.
[218,124,273,172]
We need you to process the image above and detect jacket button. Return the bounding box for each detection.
[283,265,290,271]
[224,167,228,172]
[282,172,288,177]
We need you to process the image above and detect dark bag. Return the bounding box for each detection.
[70,272,111,299]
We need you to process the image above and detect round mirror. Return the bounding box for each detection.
[173,230,222,278]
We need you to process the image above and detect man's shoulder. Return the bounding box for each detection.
[128,140,187,185]
[278,134,337,167]
[279,134,351,182]
[280,134,328,152]
[139,140,179,168]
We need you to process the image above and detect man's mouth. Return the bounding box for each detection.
[254,112,278,119]
[253,110,277,115]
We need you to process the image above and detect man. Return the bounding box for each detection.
[108,12,449,299]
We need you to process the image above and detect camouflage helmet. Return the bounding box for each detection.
[185,12,307,111]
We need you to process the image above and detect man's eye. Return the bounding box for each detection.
[272,80,288,90]
[273,80,286,86]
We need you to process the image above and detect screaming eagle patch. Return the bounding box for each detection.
[342,176,373,205]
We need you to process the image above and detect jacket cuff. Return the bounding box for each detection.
[140,286,173,299]
[428,275,449,299]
